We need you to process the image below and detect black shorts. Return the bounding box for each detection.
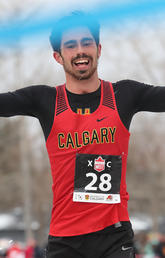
[45,221,135,258]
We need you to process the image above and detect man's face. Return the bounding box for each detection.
[56,27,101,80]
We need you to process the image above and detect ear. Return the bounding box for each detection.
[97,44,102,58]
[53,51,63,65]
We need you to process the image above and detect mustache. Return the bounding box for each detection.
[71,54,92,64]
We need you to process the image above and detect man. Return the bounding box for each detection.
[1,10,165,258]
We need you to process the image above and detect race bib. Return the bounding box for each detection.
[73,154,122,204]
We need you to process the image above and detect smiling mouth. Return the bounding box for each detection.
[74,59,89,66]
[73,58,90,70]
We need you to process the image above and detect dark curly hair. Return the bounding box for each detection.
[49,11,100,53]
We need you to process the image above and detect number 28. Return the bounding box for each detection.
[85,173,112,192]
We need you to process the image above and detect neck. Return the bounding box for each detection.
[65,73,100,94]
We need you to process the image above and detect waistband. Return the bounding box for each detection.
[48,221,132,239]
[92,221,132,235]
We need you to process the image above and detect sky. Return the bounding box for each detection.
[0,0,165,46]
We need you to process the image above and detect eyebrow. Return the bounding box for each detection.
[63,37,94,46]
[63,40,77,46]
[81,37,94,43]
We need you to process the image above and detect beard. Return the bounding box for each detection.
[61,53,99,80]
[64,65,97,80]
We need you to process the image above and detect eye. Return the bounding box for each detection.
[82,40,94,47]
[83,42,91,46]
[66,44,76,49]
[63,41,77,49]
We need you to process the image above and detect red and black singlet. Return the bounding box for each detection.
[46,80,130,236]
[1,79,165,236]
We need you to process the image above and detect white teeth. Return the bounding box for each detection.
[75,59,89,64]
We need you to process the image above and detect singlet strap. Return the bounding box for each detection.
[56,85,68,116]
[102,81,115,110]
[56,81,115,116]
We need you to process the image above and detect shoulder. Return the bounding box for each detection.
[112,79,151,89]
[112,79,154,96]
[19,85,57,94]
[14,85,57,101]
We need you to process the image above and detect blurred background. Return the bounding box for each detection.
[0,0,165,257]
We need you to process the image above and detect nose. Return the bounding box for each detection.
[76,42,85,54]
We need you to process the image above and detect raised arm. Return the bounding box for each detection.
[136,82,165,113]
[0,86,39,117]
[0,85,57,140]
[113,80,165,130]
